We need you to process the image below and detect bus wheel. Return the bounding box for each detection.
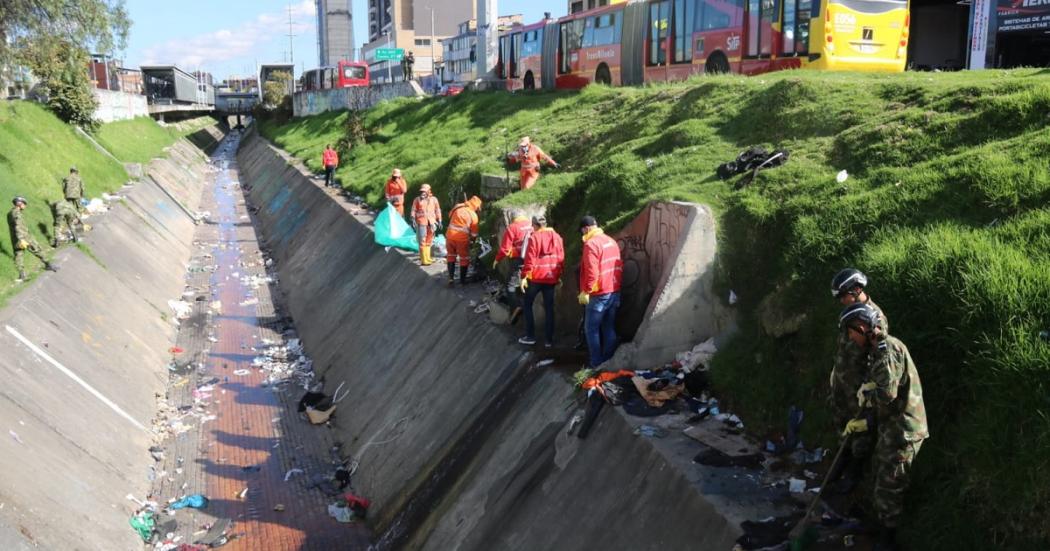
[524,72,535,90]
[595,64,612,85]
[706,52,730,75]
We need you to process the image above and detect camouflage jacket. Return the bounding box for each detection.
[63,174,83,200]
[51,200,77,217]
[866,335,929,444]
[8,207,30,243]
[829,298,888,425]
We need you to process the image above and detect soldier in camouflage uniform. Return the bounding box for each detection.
[840,302,928,551]
[828,268,888,492]
[49,199,80,246]
[8,197,57,281]
[63,166,83,214]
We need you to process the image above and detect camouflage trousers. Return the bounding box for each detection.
[15,241,47,273]
[874,438,924,527]
[53,214,79,242]
[67,198,82,214]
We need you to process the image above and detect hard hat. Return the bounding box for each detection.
[70,166,78,172]
[467,195,482,210]
[392,168,402,177]
[519,136,530,147]
[831,268,868,298]
[419,183,432,193]
[12,196,27,206]
[839,302,880,331]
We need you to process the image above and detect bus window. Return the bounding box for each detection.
[760,0,776,56]
[796,0,811,53]
[583,17,596,48]
[648,0,670,66]
[559,19,584,73]
[783,0,796,54]
[343,65,366,80]
[498,35,509,78]
[747,0,759,56]
[673,0,695,63]
[592,13,619,46]
[512,32,523,77]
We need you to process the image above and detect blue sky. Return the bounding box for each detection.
[123,0,563,80]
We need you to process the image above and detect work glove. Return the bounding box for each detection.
[552,162,561,169]
[856,382,877,408]
[577,291,590,305]
[17,239,28,250]
[435,221,442,231]
[519,277,529,293]
[842,418,869,436]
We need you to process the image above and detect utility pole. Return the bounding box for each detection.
[385,31,392,83]
[287,3,297,65]
[475,0,498,81]
[429,6,437,82]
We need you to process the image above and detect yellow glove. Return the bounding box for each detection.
[577,292,590,305]
[842,418,868,436]
[856,382,877,408]
[17,240,28,250]
[519,277,529,293]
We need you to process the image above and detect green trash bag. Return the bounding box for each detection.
[374,204,419,251]
[129,510,155,542]
[373,204,447,253]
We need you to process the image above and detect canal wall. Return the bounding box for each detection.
[238,127,755,550]
[292,81,425,117]
[0,135,221,549]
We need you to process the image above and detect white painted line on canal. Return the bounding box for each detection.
[5,325,147,431]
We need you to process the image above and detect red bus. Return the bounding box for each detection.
[301,60,371,91]
[497,0,907,90]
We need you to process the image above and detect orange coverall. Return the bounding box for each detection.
[508,144,556,190]
[411,194,442,247]
[385,176,409,216]
[445,196,481,268]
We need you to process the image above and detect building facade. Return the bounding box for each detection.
[317,0,355,65]
[361,0,476,83]
[439,15,522,83]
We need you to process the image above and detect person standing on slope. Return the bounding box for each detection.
[411,184,441,266]
[445,195,482,285]
[506,136,558,191]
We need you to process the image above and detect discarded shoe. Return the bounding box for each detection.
[518,336,537,345]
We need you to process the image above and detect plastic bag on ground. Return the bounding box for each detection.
[374,204,419,251]
[129,510,155,541]
[169,493,209,510]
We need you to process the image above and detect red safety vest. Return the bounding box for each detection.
[496,217,532,262]
[580,229,622,296]
[521,228,565,284]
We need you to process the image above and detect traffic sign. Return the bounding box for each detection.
[375,48,404,61]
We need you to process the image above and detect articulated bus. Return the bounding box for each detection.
[301,60,370,91]
[498,0,908,89]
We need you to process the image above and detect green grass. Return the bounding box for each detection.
[94,115,217,163]
[260,69,1050,550]
[0,100,127,300]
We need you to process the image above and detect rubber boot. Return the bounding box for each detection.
[447,263,456,285]
[459,265,469,286]
[421,247,432,266]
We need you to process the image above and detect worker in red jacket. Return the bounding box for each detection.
[518,215,564,347]
[506,136,558,191]
[385,168,408,216]
[322,144,339,187]
[494,210,533,321]
[578,215,622,368]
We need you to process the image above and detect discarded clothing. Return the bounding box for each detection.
[736,514,802,550]
[328,502,353,523]
[298,391,331,412]
[633,424,668,438]
[306,405,336,424]
[716,146,789,187]
[623,397,674,417]
[170,494,209,510]
[577,391,605,440]
[344,492,370,518]
[693,448,765,469]
[683,370,710,397]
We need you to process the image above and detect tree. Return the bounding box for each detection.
[1,1,130,126]
[262,70,292,107]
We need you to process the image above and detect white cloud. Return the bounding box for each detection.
[140,1,316,71]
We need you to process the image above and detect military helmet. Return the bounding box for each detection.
[831,268,868,298]
[839,302,880,331]
[12,196,27,206]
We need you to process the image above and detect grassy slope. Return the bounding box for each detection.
[95,115,217,163]
[260,69,1050,550]
[0,100,127,296]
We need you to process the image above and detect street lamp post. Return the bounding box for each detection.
[427,6,437,83]
[385,31,392,83]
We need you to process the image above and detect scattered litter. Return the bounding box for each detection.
[232,369,251,376]
[237,488,248,500]
[273,503,285,512]
[284,468,304,481]
[306,406,336,424]
[129,509,155,542]
[633,424,667,438]
[167,300,192,319]
[717,146,789,187]
[328,502,353,523]
[790,447,826,465]
[729,290,738,305]
[169,494,209,510]
[674,338,717,373]
[8,430,22,444]
[536,359,555,367]
[788,478,807,493]
[85,197,108,214]
[239,297,259,307]
[836,169,849,183]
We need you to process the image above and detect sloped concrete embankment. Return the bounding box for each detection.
[238,128,741,550]
[0,136,222,549]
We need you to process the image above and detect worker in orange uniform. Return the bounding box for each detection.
[322,144,339,187]
[445,195,482,285]
[578,215,623,368]
[411,184,442,266]
[493,210,533,320]
[518,215,564,347]
[506,136,558,191]
[385,168,408,216]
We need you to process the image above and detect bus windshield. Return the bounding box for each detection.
[343,66,366,80]
[828,0,906,14]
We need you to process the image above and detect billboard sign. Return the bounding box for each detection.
[998,0,1050,32]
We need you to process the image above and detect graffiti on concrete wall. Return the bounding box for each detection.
[614,202,689,339]
[293,82,421,117]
